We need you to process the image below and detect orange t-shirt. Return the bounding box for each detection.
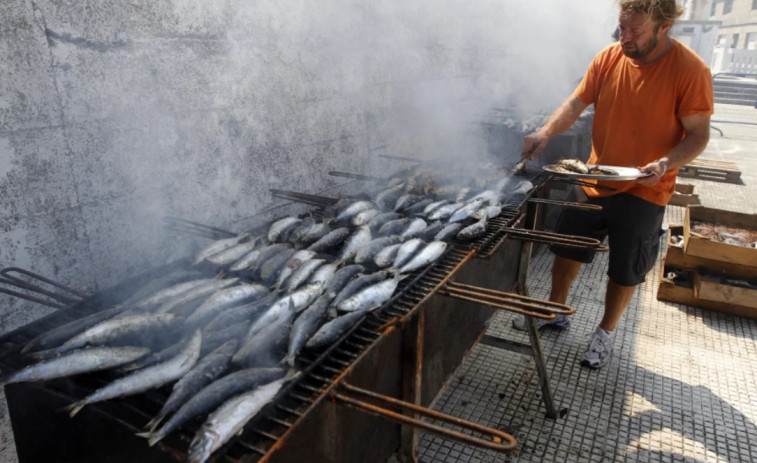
[574,40,714,206]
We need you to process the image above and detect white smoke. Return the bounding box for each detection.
[159,0,619,181]
[1,0,619,296]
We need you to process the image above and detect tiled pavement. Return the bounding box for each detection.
[419,243,757,463]
[418,123,757,463]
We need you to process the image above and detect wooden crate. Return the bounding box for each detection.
[684,206,757,267]
[678,158,741,184]
[659,225,757,318]
[666,225,756,279]
[657,265,757,319]
[668,183,700,206]
[693,272,757,309]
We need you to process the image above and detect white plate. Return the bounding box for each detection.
[542,164,652,181]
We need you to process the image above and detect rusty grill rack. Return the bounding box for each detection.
[437,281,575,320]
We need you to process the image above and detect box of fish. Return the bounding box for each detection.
[1,166,535,463]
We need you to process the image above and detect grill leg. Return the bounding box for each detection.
[518,195,566,420]
[398,305,424,462]
[479,323,566,420]
[523,316,561,419]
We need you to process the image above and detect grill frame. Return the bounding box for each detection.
[1,170,555,463]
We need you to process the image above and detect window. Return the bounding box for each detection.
[732,33,740,48]
[747,33,757,50]
[753,0,757,10]
[717,34,727,47]
[710,0,735,15]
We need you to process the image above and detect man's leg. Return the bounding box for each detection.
[599,279,636,331]
[550,255,581,304]
[582,279,635,369]
[513,254,581,331]
[582,194,663,369]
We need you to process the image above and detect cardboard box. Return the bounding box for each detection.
[684,206,757,267]
[668,183,699,206]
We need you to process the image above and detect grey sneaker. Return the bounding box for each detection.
[581,327,615,369]
[512,314,572,332]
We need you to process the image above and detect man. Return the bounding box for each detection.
[515,0,713,369]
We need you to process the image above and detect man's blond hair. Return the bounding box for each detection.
[619,0,684,25]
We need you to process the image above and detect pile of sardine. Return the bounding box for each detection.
[0,166,533,463]
[690,220,757,248]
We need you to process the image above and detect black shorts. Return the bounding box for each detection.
[551,190,665,286]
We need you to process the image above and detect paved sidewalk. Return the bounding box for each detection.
[418,123,757,462]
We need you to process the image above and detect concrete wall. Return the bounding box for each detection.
[0,1,617,333]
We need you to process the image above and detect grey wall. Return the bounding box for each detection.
[0,0,617,333]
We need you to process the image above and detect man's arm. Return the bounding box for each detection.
[636,113,711,186]
[521,95,589,159]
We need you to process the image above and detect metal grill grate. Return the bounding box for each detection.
[0,169,555,462]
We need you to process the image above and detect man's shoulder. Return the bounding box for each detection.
[671,39,710,71]
[595,42,622,58]
[590,42,624,69]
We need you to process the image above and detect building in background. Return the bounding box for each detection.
[683,0,716,19]
[689,0,757,73]
[684,0,757,126]
[673,18,721,67]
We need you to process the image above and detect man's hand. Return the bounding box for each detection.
[635,113,710,188]
[635,159,666,186]
[519,95,589,161]
[521,131,550,160]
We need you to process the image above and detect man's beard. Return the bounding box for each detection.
[621,34,659,60]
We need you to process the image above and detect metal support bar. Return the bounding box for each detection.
[0,286,67,309]
[377,154,428,164]
[527,197,603,211]
[333,381,518,452]
[516,197,564,420]
[525,316,563,419]
[501,227,609,251]
[328,171,387,182]
[440,197,570,420]
[269,189,339,207]
[398,304,424,462]
[438,282,575,319]
[549,176,617,191]
[163,216,237,240]
[438,281,570,420]
[478,335,532,356]
[0,267,87,308]
[475,212,607,261]
[480,328,565,421]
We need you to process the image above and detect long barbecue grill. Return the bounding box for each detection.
[0,163,605,463]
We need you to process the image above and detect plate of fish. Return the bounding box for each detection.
[543,159,652,181]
